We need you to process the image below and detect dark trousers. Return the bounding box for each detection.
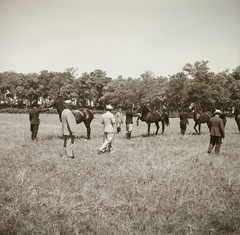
[208,135,222,154]
[30,124,39,140]
[180,124,187,135]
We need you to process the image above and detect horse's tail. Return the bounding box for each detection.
[163,112,169,126]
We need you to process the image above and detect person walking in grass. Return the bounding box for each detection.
[29,104,49,141]
[115,108,123,133]
[61,100,77,159]
[98,104,115,154]
[207,109,225,154]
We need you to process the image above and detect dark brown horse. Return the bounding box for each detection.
[137,105,169,135]
[189,103,226,134]
[51,96,94,139]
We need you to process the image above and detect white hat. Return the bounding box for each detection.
[65,100,73,105]
[106,104,113,110]
[214,109,221,114]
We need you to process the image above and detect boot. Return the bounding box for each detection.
[129,132,131,139]
[31,133,34,140]
[126,133,129,139]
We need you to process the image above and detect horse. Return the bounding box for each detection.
[50,96,94,139]
[189,103,226,134]
[137,105,169,135]
[233,106,240,133]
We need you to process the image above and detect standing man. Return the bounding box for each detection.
[98,104,115,154]
[207,109,225,154]
[61,101,77,159]
[125,105,137,139]
[29,104,49,141]
[179,108,191,135]
[115,108,123,133]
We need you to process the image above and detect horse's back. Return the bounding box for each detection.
[195,112,211,123]
[149,111,162,123]
[72,110,85,124]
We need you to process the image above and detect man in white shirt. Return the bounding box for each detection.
[98,104,115,154]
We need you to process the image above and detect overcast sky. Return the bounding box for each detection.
[0,0,239,78]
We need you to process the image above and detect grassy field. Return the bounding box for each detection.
[0,113,240,235]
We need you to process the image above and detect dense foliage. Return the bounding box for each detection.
[0,61,239,111]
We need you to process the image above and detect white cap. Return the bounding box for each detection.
[214,109,221,114]
[106,104,113,110]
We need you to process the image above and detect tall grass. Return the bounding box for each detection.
[0,113,239,235]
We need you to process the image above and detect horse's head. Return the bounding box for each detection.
[48,96,64,109]
[135,105,143,113]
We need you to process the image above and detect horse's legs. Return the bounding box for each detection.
[155,122,159,135]
[147,123,151,135]
[161,121,165,135]
[194,121,198,133]
[84,121,91,139]
[198,123,201,134]
[237,120,240,133]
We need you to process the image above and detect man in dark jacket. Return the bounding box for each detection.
[207,109,225,154]
[179,108,192,135]
[125,105,138,139]
[29,105,49,140]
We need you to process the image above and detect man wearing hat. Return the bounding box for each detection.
[207,109,225,154]
[61,100,77,159]
[98,104,115,154]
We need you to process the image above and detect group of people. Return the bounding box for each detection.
[179,108,225,154]
[29,103,226,159]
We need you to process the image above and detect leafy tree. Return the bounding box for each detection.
[48,71,73,100]
[15,73,40,105]
[232,65,240,80]
[0,71,20,103]
[183,61,217,111]
[165,72,189,111]
[89,69,112,108]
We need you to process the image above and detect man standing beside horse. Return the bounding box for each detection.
[207,109,225,154]
[61,100,77,159]
[179,108,192,135]
[125,105,138,139]
[29,104,49,141]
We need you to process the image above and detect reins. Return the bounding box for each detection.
[40,113,49,121]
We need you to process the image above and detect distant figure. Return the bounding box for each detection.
[61,101,77,159]
[125,105,137,139]
[179,108,191,135]
[29,104,49,141]
[115,108,123,133]
[98,104,115,154]
[207,109,225,154]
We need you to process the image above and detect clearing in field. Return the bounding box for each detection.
[0,113,240,235]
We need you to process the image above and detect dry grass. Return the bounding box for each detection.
[0,113,240,235]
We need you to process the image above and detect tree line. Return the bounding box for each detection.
[0,61,239,112]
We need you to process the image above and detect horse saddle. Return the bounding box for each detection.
[72,109,86,120]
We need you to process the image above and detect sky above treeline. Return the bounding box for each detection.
[0,0,240,78]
